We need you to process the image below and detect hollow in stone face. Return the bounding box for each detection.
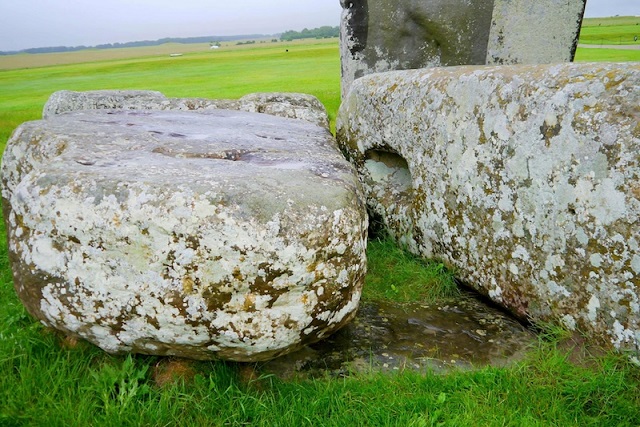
[2,109,368,361]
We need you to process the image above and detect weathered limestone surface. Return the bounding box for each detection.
[336,62,640,352]
[340,0,586,96]
[43,90,330,129]
[487,0,586,65]
[2,109,367,361]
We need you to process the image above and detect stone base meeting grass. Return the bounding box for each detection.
[1,31,639,425]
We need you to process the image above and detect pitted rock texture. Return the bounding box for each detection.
[340,0,586,97]
[43,90,330,129]
[336,62,640,353]
[2,109,367,361]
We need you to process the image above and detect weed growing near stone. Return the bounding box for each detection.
[0,37,639,426]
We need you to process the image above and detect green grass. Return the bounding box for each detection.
[2,320,639,426]
[0,40,340,148]
[580,16,640,45]
[574,46,640,62]
[365,238,459,303]
[1,38,640,426]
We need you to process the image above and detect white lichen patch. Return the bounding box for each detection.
[2,109,368,361]
[337,62,640,353]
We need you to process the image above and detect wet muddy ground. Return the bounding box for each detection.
[257,294,538,379]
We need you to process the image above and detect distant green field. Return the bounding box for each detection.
[0,39,341,151]
[582,15,640,27]
[574,46,640,62]
[580,15,640,45]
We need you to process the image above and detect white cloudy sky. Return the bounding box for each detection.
[0,0,636,51]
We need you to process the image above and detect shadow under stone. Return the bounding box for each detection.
[257,293,537,380]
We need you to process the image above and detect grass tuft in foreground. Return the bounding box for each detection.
[1,320,639,426]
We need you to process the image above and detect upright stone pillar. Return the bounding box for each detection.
[340,0,495,97]
[340,0,587,97]
[487,0,587,65]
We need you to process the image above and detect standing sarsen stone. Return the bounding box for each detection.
[340,0,587,97]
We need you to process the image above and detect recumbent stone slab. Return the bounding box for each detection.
[340,0,587,97]
[42,90,330,129]
[2,109,368,361]
[337,62,640,353]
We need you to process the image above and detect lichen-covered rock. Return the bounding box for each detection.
[337,62,640,352]
[42,90,329,129]
[2,109,367,361]
[487,0,586,65]
[236,92,330,129]
[340,0,586,96]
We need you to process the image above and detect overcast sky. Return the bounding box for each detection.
[0,0,636,52]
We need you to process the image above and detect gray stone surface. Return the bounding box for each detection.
[2,109,367,361]
[43,90,330,129]
[487,0,586,65]
[340,0,587,97]
[337,62,640,353]
[260,296,537,379]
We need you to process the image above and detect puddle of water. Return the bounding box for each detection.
[257,295,537,379]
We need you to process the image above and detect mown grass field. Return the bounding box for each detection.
[574,46,640,62]
[1,26,640,426]
[579,15,640,45]
[0,38,341,149]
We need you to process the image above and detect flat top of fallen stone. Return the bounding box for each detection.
[5,109,358,221]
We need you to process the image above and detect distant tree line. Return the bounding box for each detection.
[280,26,339,41]
[0,34,269,56]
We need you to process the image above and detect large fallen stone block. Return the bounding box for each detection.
[2,109,367,361]
[340,0,587,96]
[337,62,640,352]
[43,90,330,129]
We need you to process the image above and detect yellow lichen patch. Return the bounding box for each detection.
[306,262,318,273]
[630,181,640,199]
[243,293,256,311]
[182,276,195,294]
[603,70,627,91]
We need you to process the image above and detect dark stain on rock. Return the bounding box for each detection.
[540,122,562,147]
[343,0,368,55]
[152,146,252,161]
